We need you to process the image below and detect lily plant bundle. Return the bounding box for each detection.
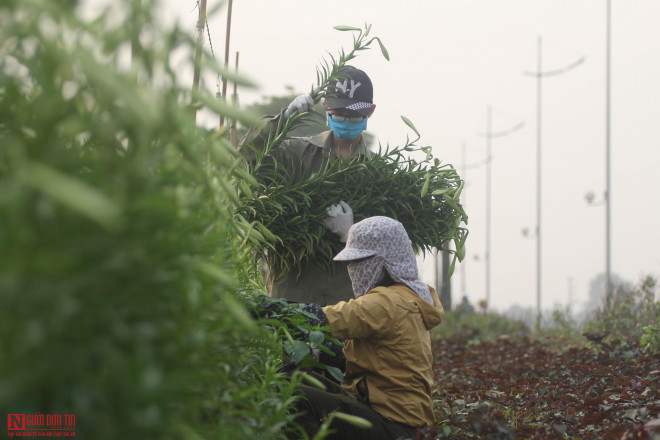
[236,25,468,280]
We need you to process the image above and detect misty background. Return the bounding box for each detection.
[84,0,660,323]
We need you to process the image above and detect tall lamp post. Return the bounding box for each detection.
[478,106,524,309]
[524,36,585,327]
[457,143,491,299]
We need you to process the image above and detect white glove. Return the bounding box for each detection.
[284,94,314,119]
[322,200,354,242]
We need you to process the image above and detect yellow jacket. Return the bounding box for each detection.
[323,284,444,427]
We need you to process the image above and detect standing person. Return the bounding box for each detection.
[289,216,445,440]
[456,293,475,313]
[240,66,377,306]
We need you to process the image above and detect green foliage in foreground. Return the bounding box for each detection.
[0,1,302,438]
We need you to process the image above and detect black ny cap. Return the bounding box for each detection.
[322,67,373,117]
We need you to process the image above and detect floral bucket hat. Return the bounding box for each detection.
[334,216,433,305]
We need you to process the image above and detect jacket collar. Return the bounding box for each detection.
[309,130,371,160]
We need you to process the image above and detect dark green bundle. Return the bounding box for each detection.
[238,126,468,279]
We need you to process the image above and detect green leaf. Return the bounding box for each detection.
[431,188,451,196]
[201,56,259,88]
[442,193,462,213]
[194,90,262,128]
[222,293,257,332]
[285,340,309,364]
[331,412,373,429]
[176,424,207,440]
[447,254,457,278]
[421,173,430,198]
[300,371,327,390]
[333,25,362,32]
[454,179,465,200]
[255,222,282,244]
[375,37,390,61]
[309,330,325,345]
[456,243,466,261]
[400,115,420,137]
[324,366,344,384]
[196,261,238,288]
[364,23,372,37]
[21,161,123,230]
[421,146,432,161]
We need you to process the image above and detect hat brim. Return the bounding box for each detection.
[333,247,377,262]
[323,97,372,117]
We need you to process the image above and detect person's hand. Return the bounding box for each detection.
[322,201,353,242]
[284,94,314,119]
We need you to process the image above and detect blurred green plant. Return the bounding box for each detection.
[640,325,660,353]
[432,311,530,344]
[534,308,588,352]
[0,0,308,439]
[582,276,659,352]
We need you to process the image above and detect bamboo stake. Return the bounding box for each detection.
[219,0,233,129]
[131,0,140,71]
[191,0,208,121]
[230,51,239,145]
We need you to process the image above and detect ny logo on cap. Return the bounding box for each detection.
[335,79,362,98]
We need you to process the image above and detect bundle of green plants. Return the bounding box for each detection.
[0,1,304,439]
[238,25,468,280]
[240,141,468,279]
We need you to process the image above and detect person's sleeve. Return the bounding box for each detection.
[322,292,396,340]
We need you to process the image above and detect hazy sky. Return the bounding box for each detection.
[156,0,660,313]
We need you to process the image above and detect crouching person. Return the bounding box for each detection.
[290,216,444,440]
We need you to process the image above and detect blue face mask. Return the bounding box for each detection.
[327,115,368,140]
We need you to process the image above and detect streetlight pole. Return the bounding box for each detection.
[478,106,524,310]
[535,36,543,330]
[584,2,613,298]
[458,143,491,303]
[524,36,585,328]
[486,107,492,310]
